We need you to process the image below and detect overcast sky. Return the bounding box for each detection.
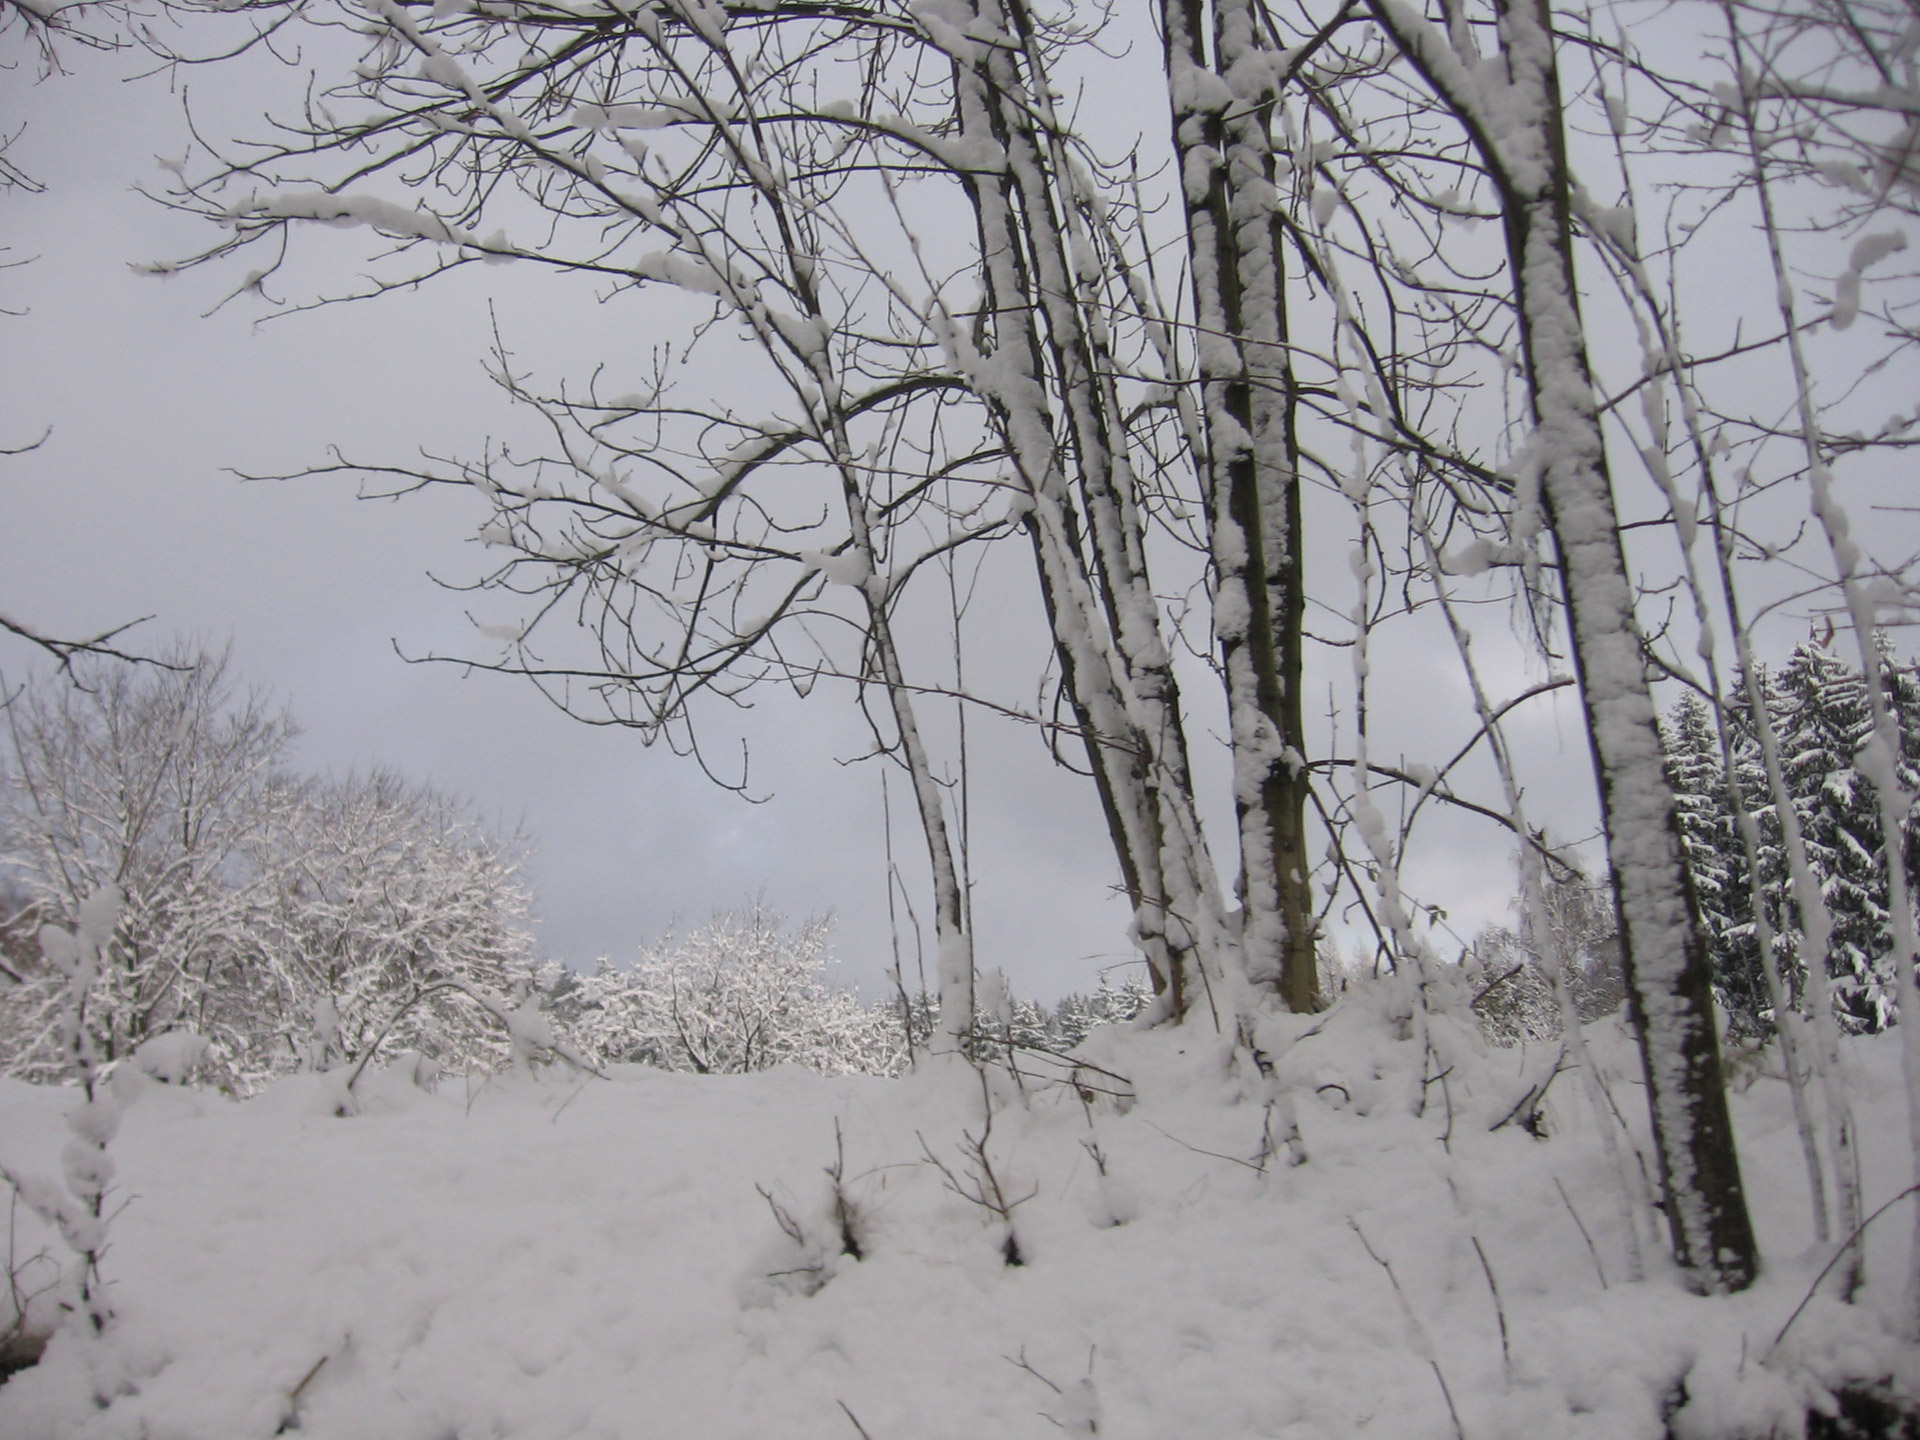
[8,24,1880,1003]
[0,45,1175,998]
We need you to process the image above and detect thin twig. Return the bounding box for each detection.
[550,1081,589,1123]
[1006,1346,1063,1394]
[1350,1218,1467,1440]
[1470,1235,1511,1385]
[288,1354,328,1405]
[1765,1183,1920,1363]
[1490,1049,1569,1134]
[837,1400,876,1439]
[1554,1177,1608,1290]
[827,1117,863,1260]
[1140,1119,1270,1174]
[755,1184,806,1248]
[0,613,182,676]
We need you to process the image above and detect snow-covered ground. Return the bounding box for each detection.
[0,978,1914,1439]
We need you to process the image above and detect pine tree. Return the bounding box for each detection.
[1672,641,1920,1035]
[1050,992,1096,1052]
[1771,643,1896,1031]
[1662,692,1765,1032]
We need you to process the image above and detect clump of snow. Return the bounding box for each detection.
[1830,229,1908,330]
[130,1032,210,1086]
[0,981,1912,1438]
[797,548,873,588]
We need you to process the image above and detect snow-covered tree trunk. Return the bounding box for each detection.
[1374,0,1756,1290]
[1159,0,1316,1013]
[942,0,1236,1021]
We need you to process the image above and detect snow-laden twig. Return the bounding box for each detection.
[1349,1217,1467,1440]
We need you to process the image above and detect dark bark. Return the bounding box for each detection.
[1159,0,1319,1012]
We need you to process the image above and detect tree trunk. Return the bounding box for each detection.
[946,0,1237,1019]
[1373,0,1757,1291]
[1160,0,1318,1012]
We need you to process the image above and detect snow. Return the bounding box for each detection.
[631,249,726,298]
[238,192,479,248]
[0,992,1914,1439]
[129,1033,210,1086]
[797,548,872,588]
[1830,231,1908,329]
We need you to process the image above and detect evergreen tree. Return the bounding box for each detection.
[1008,999,1053,1054]
[1665,640,1920,1035]
[1049,992,1097,1052]
[1662,692,1766,1032]
[1769,643,1892,1030]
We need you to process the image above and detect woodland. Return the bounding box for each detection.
[2,0,1920,1431]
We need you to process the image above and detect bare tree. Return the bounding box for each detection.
[0,653,538,1088]
[0,649,295,1075]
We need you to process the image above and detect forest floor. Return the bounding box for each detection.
[0,975,1915,1439]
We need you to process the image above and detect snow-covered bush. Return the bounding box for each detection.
[0,886,126,1335]
[234,770,537,1086]
[554,914,1151,1078]
[563,907,904,1076]
[1468,859,1626,1047]
[0,653,538,1090]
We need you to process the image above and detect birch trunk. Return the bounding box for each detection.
[1723,13,1918,1314]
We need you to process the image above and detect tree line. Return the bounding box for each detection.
[541,903,1151,1076]
[0,653,1147,1087]
[9,632,1908,1086]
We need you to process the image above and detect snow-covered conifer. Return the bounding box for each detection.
[1662,692,1762,1032]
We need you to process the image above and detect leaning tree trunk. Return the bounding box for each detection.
[942,0,1239,1021]
[1372,0,1757,1291]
